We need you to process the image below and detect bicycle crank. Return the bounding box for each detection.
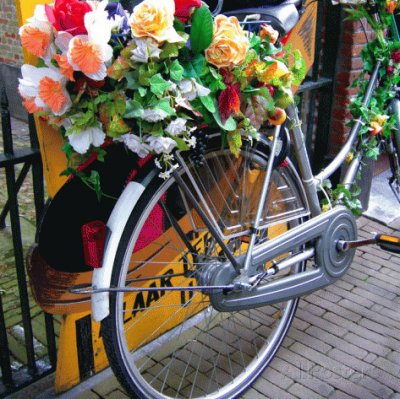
[209,206,358,312]
[338,233,400,254]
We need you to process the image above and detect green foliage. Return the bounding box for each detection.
[190,6,213,54]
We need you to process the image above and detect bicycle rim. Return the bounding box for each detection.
[102,139,308,399]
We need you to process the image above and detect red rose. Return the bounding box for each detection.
[174,0,202,23]
[391,49,400,64]
[45,0,93,36]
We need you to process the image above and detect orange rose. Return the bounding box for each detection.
[205,15,250,69]
[129,0,184,43]
[385,0,398,13]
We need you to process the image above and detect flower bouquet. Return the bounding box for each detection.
[18,0,306,194]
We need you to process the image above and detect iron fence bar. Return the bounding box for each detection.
[28,115,45,237]
[0,292,13,388]
[0,162,32,229]
[1,92,37,376]
[0,149,39,168]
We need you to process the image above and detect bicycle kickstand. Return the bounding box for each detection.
[337,233,400,254]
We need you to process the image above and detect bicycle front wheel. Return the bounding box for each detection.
[102,134,309,399]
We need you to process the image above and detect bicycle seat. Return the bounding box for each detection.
[223,0,302,35]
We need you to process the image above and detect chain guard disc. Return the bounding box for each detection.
[316,209,357,278]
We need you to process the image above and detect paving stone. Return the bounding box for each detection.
[296,309,348,338]
[92,376,122,396]
[74,390,102,399]
[330,390,356,399]
[244,388,266,398]
[373,357,400,379]
[263,365,294,390]
[288,383,325,399]
[253,378,297,399]
[324,287,375,309]
[329,348,400,393]
[287,327,332,354]
[338,299,400,329]
[307,326,368,360]
[362,252,400,273]
[323,312,400,351]
[344,332,391,357]
[358,318,400,341]
[353,257,382,271]
[314,289,342,303]
[307,295,361,322]
[387,351,400,366]
[351,287,400,314]
[364,353,378,364]
[270,357,335,397]
[104,389,130,399]
[352,261,400,287]
[343,274,397,300]
[302,303,325,317]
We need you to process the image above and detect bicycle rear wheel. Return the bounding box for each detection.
[102,134,309,399]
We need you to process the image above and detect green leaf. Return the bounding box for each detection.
[138,86,147,97]
[228,130,242,157]
[174,19,185,32]
[212,109,237,131]
[169,59,184,81]
[200,95,216,113]
[149,74,171,96]
[154,98,176,116]
[172,136,189,151]
[138,63,160,86]
[190,6,213,54]
[124,100,144,118]
[125,71,141,90]
[160,43,180,60]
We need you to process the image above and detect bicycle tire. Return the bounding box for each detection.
[102,133,309,399]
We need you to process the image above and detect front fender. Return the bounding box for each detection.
[91,181,145,322]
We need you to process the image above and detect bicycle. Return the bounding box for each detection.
[18,0,400,397]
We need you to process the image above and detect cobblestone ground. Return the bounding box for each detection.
[0,117,60,384]
[55,217,400,399]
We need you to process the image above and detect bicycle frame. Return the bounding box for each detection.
[90,3,399,321]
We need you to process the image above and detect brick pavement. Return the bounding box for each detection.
[46,216,400,399]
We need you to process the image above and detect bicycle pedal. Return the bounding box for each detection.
[375,234,400,254]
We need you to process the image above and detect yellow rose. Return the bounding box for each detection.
[129,0,184,43]
[205,15,250,69]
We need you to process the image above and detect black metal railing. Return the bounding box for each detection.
[0,88,57,398]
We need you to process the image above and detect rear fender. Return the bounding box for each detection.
[91,169,158,322]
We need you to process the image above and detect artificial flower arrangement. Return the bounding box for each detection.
[341,0,400,157]
[18,0,306,194]
[321,0,400,214]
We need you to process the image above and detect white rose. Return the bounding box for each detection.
[121,134,151,158]
[146,136,176,154]
[68,124,106,154]
[165,118,187,136]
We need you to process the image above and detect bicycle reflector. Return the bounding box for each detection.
[81,220,107,268]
